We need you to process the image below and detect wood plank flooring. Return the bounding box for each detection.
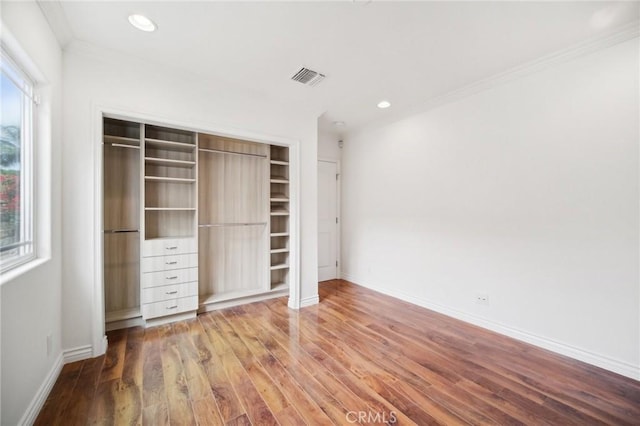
[36,280,640,425]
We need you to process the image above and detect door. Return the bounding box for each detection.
[318,160,338,281]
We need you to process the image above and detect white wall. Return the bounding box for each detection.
[61,42,318,353]
[318,128,342,162]
[0,1,63,424]
[342,38,639,378]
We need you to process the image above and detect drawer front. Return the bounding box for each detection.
[142,238,197,257]
[142,253,198,273]
[142,295,198,320]
[142,281,198,304]
[142,267,198,288]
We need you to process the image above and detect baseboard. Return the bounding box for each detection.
[300,294,319,308]
[341,273,640,381]
[63,344,93,364]
[17,353,63,426]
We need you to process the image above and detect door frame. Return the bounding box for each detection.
[318,158,341,280]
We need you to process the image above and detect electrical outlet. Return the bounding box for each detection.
[47,334,52,356]
[476,294,490,306]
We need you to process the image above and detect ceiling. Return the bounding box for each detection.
[42,1,639,134]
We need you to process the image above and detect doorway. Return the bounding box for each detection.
[318,160,339,281]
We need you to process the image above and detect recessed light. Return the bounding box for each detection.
[377,100,391,109]
[333,121,346,127]
[128,14,157,32]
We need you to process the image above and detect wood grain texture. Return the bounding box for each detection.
[104,232,140,315]
[198,225,268,297]
[104,143,139,231]
[37,280,640,425]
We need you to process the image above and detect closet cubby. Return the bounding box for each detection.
[269,145,290,290]
[143,124,197,241]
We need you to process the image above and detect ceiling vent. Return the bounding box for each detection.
[291,67,325,86]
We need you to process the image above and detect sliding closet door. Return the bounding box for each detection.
[103,118,141,324]
[198,135,269,304]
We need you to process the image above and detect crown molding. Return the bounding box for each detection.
[351,20,640,135]
[37,0,73,48]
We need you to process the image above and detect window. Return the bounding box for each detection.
[0,49,35,271]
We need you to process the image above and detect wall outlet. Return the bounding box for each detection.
[476,294,490,306]
[46,334,52,356]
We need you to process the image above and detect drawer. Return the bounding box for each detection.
[142,238,197,257]
[142,253,198,273]
[142,295,198,320]
[142,267,198,288]
[142,281,198,304]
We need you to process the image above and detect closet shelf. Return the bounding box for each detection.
[145,176,196,183]
[145,138,196,152]
[270,210,289,216]
[200,286,288,305]
[145,207,196,211]
[144,157,196,167]
[270,248,289,254]
[270,263,289,270]
[270,160,289,166]
[105,307,142,323]
[270,193,289,202]
[270,177,289,183]
[104,229,139,234]
[270,232,289,237]
[104,135,140,147]
[271,283,289,291]
[199,222,266,227]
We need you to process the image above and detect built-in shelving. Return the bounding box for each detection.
[143,125,197,241]
[269,145,290,291]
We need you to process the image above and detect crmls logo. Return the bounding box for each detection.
[346,411,398,424]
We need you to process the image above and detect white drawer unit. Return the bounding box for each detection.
[142,253,198,273]
[142,281,198,304]
[142,237,197,257]
[142,295,198,320]
[142,267,198,288]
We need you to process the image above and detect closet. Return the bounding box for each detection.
[103,118,141,327]
[102,116,292,329]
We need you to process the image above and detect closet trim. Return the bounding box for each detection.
[92,103,301,359]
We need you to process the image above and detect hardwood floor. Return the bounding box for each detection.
[36,280,640,425]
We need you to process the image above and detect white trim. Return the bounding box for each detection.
[92,104,302,352]
[341,273,640,381]
[63,344,93,364]
[17,353,63,426]
[300,294,319,308]
[352,20,640,135]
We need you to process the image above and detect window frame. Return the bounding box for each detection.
[0,47,37,273]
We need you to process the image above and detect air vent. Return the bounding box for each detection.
[291,67,325,86]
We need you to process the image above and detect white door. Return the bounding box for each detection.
[318,160,338,281]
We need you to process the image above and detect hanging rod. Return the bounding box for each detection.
[104,229,139,233]
[198,148,267,158]
[106,143,140,150]
[199,222,267,227]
